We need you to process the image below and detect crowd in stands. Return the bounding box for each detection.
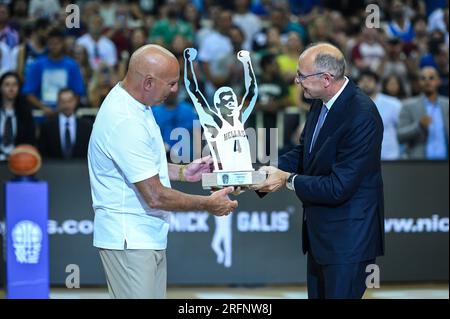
[0,0,448,162]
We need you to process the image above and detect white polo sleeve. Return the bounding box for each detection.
[107,120,161,184]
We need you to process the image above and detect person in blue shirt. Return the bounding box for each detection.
[22,28,85,117]
[152,91,198,162]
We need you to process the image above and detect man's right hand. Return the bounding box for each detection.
[206,186,238,216]
[420,115,432,129]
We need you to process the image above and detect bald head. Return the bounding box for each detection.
[299,43,346,79]
[123,44,180,106]
[127,44,178,80]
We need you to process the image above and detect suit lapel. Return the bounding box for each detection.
[438,97,449,138]
[308,80,357,160]
[304,100,322,162]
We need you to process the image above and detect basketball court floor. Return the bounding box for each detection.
[1,283,446,299]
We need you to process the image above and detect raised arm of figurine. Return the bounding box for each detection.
[237,50,258,124]
[184,48,220,129]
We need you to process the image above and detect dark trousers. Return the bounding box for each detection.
[307,252,375,299]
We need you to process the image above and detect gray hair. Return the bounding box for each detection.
[314,53,346,79]
[302,42,346,79]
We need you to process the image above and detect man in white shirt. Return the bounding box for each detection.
[75,15,117,71]
[88,44,237,299]
[357,69,402,160]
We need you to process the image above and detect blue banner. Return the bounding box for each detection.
[5,181,49,299]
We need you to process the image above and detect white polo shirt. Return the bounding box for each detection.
[88,83,171,250]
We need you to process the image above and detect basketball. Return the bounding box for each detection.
[7,144,42,176]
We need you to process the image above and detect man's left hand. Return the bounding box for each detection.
[253,166,290,193]
[184,155,214,182]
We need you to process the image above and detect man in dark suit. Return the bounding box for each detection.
[255,43,385,299]
[39,88,92,159]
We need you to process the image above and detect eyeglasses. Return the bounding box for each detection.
[295,71,334,82]
[420,76,436,81]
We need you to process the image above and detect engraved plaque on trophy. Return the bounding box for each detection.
[184,48,267,189]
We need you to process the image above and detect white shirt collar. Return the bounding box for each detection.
[117,82,149,112]
[2,108,15,117]
[59,113,76,125]
[324,76,349,110]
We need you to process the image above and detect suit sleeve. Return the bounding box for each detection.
[293,111,382,206]
[397,102,424,143]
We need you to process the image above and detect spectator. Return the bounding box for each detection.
[257,54,290,113]
[72,45,93,96]
[253,7,307,50]
[428,5,448,40]
[276,31,304,106]
[152,91,198,162]
[183,2,201,35]
[203,26,246,101]
[197,9,234,102]
[28,0,61,20]
[88,62,118,108]
[250,0,273,17]
[76,15,118,71]
[8,0,29,32]
[232,0,262,51]
[270,7,307,42]
[308,15,336,45]
[0,40,14,76]
[397,66,449,159]
[99,0,119,28]
[420,38,449,96]
[382,74,408,100]
[0,4,19,49]
[117,27,148,80]
[39,88,92,159]
[384,0,416,44]
[0,72,35,161]
[358,70,403,160]
[22,28,86,116]
[12,18,50,81]
[256,54,290,152]
[254,27,284,58]
[106,3,144,58]
[378,38,412,96]
[409,16,430,57]
[149,1,194,47]
[351,26,386,75]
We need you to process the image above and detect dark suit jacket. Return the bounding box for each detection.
[39,116,92,159]
[278,80,385,265]
[0,96,36,146]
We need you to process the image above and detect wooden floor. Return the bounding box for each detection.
[1,283,447,299]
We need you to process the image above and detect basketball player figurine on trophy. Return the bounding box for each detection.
[184,48,267,189]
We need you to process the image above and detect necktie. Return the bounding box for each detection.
[3,115,13,146]
[309,104,328,153]
[64,120,72,158]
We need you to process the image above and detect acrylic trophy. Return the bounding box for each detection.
[184,48,267,189]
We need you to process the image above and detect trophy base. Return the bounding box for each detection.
[202,170,267,190]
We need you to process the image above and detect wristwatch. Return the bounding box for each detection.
[286,173,297,191]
